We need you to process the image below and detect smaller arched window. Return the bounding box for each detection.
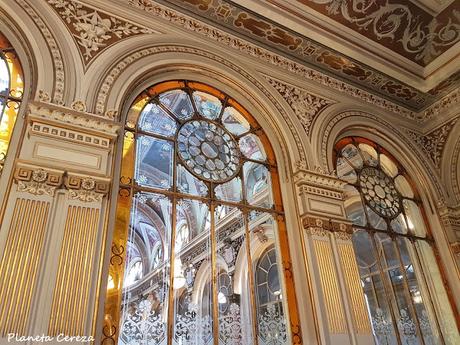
[0,32,23,173]
[335,137,459,345]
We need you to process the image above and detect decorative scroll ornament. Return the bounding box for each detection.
[372,308,393,343]
[219,303,242,345]
[258,304,287,345]
[266,77,333,135]
[397,309,417,342]
[309,0,460,64]
[119,297,166,345]
[174,304,213,344]
[46,0,155,63]
[406,118,458,167]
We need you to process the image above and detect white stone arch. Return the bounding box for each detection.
[440,119,460,205]
[318,108,460,308]
[94,41,317,343]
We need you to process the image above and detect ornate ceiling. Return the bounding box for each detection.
[143,0,460,112]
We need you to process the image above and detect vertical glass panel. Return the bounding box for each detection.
[336,157,357,183]
[177,164,208,197]
[243,162,273,209]
[395,175,414,199]
[127,96,149,129]
[193,91,222,120]
[416,241,460,344]
[402,200,427,237]
[215,177,243,203]
[249,212,288,345]
[380,154,398,178]
[397,238,439,345]
[367,274,398,345]
[159,90,194,120]
[239,134,267,161]
[214,206,253,344]
[341,143,363,169]
[221,107,250,136]
[119,193,171,345]
[344,186,366,226]
[173,200,213,345]
[135,135,173,189]
[359,143,378,166]
[352,230,379,276]
[139,103,177,137]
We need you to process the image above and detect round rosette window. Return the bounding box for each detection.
[359,166,402,218]
[177,120,241,182]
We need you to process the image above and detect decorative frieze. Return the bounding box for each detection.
[65,174,111,202]
[13,161,111,202]
[14,163,64,196]
[303,216,353,235]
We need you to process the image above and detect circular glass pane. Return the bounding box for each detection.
[177,120,241,182]
[359,166,401,219]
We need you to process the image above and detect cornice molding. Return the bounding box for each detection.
[13,161,111,201]
[28,102,122,138]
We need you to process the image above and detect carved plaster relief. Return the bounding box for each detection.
[45,0,156,66]
[265,77,334,136]
[406,117,458,168]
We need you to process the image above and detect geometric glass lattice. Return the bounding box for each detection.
[359,166,401,218]
[177,120,241,182]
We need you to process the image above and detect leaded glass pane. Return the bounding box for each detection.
[395,175,414,199]
[135,135,173,189]
[193,91,222,120]
[344,185,366,226]
[342,143,363,169]
[359,143,378,166]
[244,162,273,209]
[336,157,357,183]
[221,107,250,136]
[139,103,177,137]
[380,154,398,178]
[214,177,243,203]
[177,164,208,197]
[159,89,194,120]
[239,134,267,162]
[402,200,427,237]
[0,55,9,98]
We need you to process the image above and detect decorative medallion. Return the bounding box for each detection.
[359,167,401,218]
[177,120,241,182]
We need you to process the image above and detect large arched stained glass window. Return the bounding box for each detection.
[335,137,460,345]
[111,81,291,345]
[0,32,23,173]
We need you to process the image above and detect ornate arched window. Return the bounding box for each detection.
[0,32,23,173]
[335,137,459,345]
[108,81,293,345]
